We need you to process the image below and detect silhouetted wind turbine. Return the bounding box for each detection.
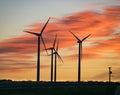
[53,40,64,82]
[24,17,50,82]
[108,67,112,82]
[70,31,91,82]
[45,34,57,82]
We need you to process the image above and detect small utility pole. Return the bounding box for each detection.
[108,67,112,82]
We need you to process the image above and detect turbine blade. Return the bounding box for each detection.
[82,34,91,42]
[69,31,81,41]
[53,34,57,49]
[40,17,51,34]
[57,53,64,64]
[56,40,59,51]
[24,31,39,36]
[44,47,52,50]
[41,36,48,55]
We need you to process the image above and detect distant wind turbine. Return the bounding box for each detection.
[70,31,91,82]
[24,17,50,82]
[45,34,57,82]
[53,40,64,82]
[108,67,112,82]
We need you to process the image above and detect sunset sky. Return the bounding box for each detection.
[0,0,120,82]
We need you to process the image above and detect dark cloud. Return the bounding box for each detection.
[0,46,24,53]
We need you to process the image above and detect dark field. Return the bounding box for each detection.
[0,80,119,95]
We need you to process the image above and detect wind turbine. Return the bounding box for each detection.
[45,34,57,82]
[108,67,112,82]
[70,31,91,82]
[24,17,50,82]
[53,40,64,82]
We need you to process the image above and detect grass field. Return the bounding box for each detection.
[0,80,119,95]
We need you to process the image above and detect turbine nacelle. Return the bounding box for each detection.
[53,51,58,54]
[77,40,82,43]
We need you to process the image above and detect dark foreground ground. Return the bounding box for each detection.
[0,80,120,95]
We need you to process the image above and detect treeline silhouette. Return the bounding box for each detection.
[0,79,119,95]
